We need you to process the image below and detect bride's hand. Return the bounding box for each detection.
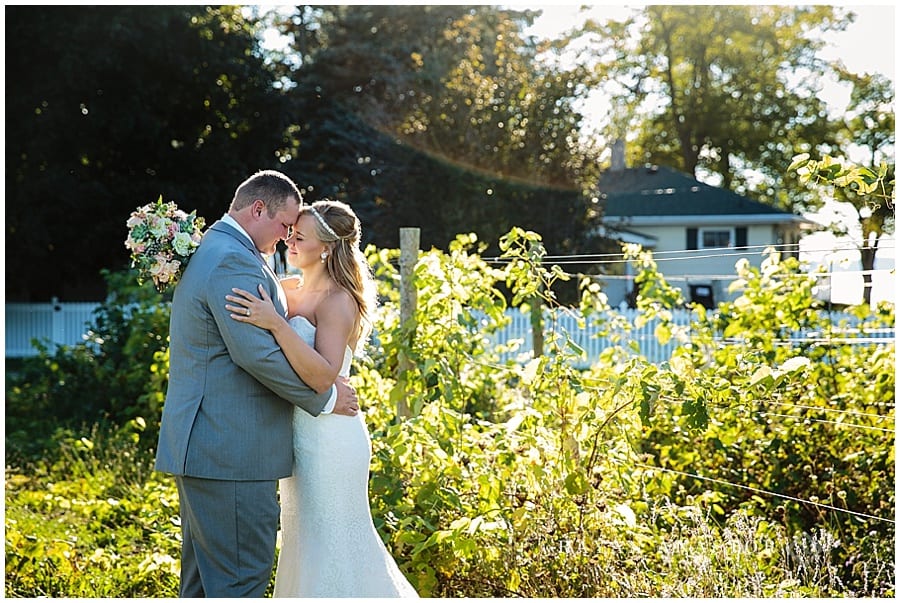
[225,284,282,331]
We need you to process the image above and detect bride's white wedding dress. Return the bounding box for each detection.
[273,316,418,598]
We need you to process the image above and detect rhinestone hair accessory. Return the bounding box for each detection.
[308,206,340,240]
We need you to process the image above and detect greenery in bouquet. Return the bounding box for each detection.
[125,196,206,293]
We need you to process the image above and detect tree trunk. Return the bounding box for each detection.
[859,238,878,306]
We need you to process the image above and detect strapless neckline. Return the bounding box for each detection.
[288,315,352,377]
[290,314,316,328]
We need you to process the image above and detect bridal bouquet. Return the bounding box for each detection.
[125,195,206,293]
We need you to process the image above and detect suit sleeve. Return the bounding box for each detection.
[205,250,332,417]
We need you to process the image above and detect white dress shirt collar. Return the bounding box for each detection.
[221,213,254,246]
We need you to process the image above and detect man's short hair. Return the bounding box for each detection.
[231,170,303,215]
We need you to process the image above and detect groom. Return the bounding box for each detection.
[155,169,359,597]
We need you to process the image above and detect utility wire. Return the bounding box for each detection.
[497,332,894,348]
[465,358,891,447]
[757,400,895,419]
[484,241,896,263]
[755,411,894,433]
[572,270,893,280]
[766,337,895,344]
[468,331,894,523]
[650,393,894,436]
[630,461,895,525]
[486,258,895,274]
[488,255,896,268]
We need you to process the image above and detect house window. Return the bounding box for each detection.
[700,228,732,248]
[686,227,745,250]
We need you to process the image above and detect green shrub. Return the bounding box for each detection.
[5,269,171,465]
[628,248,896,596]
[358,234,894,597]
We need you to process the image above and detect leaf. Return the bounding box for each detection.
[448,517,470,531]
[520,357,542,385]
[467,516,483,534]
[654,322,672,345]
[565,338,586,357]
[614,502,636,528]
[639,389,657,426]
[787,153,811,172]
[780,356,811,373]
[505,413,525,433]
[564,470,589,495]
[749,366,775,389]
[682,397,709,429]
[728,278,747,293]
[563,433,580,458]
[507,569,521,592]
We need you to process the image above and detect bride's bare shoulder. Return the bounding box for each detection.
[313,288,358,327]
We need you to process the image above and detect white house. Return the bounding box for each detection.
[594,145,817,308]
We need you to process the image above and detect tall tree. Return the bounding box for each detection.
[795,68,894,305]
[238,4,609,267]
[6,6,292,300]
[837,68,895,306]
[277,5,596,189]
[579,5,851,210]
[271,53,604,258]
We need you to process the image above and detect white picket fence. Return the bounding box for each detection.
[5,299,104,358]
[491,308,697,366]
[4,300,894,364]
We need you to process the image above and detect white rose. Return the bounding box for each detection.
[172,231,193,256]
[149,215,170,238]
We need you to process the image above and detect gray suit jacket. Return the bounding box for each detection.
[155,220,331,481]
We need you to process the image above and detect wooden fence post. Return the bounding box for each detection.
[528,240,544,358]
[530,291,544,358]
[397,228,420,418]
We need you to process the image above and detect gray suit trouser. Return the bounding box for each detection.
[175,476,280,598]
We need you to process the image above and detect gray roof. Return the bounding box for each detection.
[598,165,800,219]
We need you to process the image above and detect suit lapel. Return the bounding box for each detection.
[260,257,289,316]
[209,221,260,259]
[209,221,288,316]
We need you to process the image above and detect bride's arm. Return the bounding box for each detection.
[225,285,348,393]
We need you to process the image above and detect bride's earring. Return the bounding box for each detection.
[320,251,328,264]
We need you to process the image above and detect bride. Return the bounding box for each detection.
[225,199,418,598]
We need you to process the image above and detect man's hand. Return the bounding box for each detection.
[331,377,359,416]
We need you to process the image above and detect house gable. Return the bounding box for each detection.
[598,165,812,227]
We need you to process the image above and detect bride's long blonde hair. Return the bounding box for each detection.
[301,199,378,347]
